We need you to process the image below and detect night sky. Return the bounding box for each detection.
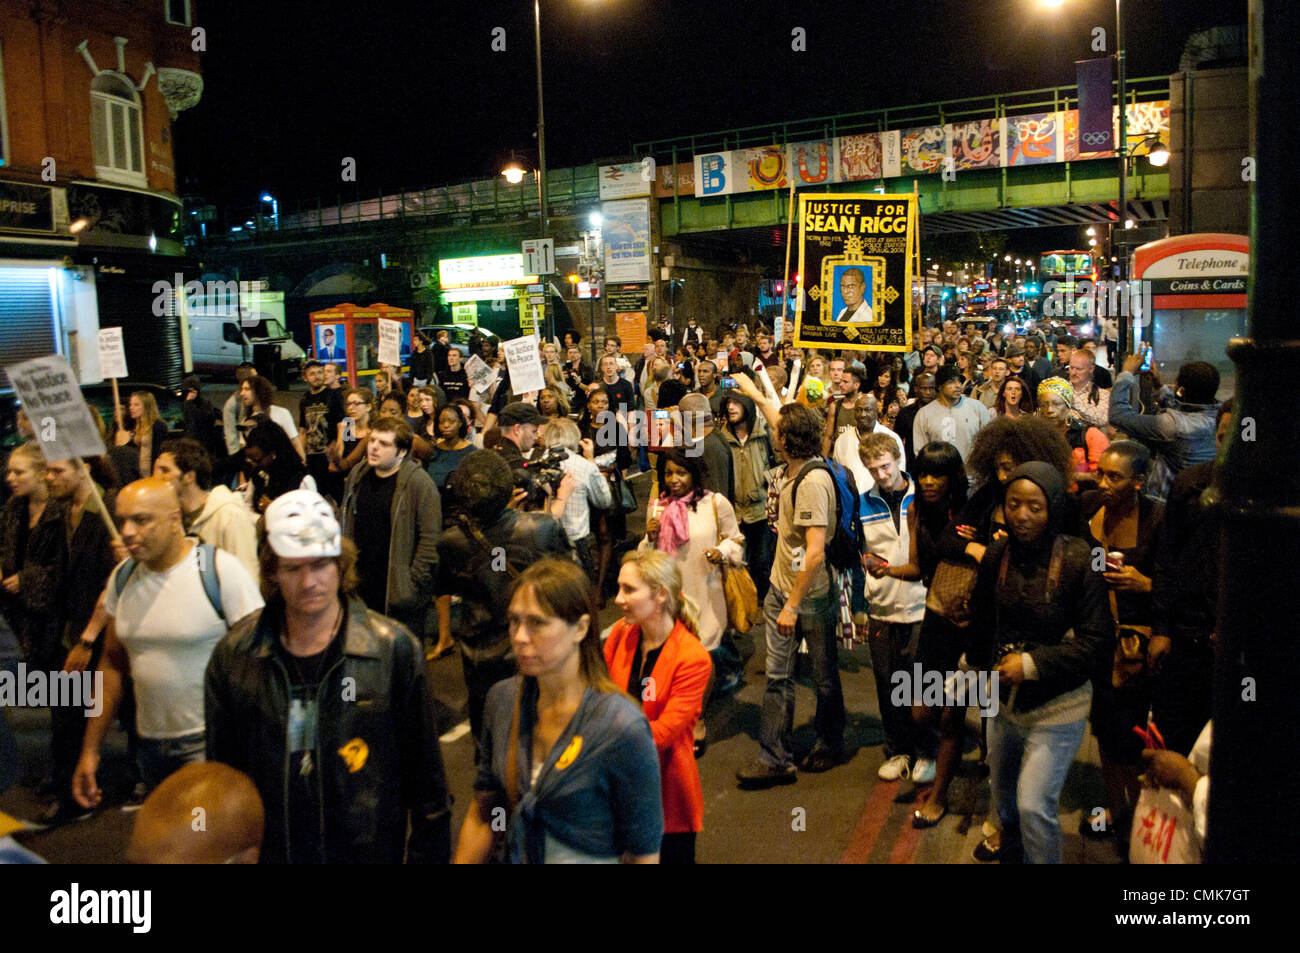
[174,0,1244,209]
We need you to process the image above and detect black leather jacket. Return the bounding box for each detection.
[205,595,452,863]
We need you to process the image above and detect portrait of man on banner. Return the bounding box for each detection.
[316,324,347,363]
[793,192,915,353]
[832,265,875,323]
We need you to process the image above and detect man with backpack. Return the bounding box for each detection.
[72,479,263,809]
[737,403,851,787]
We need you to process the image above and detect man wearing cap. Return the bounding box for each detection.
[913,364,991,463]
[340,416,441,637]
[73,478,264,810]
[485,401,543,471]
[205,482,452,863]
[1005,342,1040,395]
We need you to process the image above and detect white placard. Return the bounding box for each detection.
[502,334,545,395]
[97,327,128,379]
[716,351,729,369]
[377,318,402,367]
[464,354,496,394]
[6,355,108,461]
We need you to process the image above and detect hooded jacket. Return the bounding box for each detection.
[341,457,441,616]
[188,485,260,583]
[969,462,1112,714]
[719,392,775,524]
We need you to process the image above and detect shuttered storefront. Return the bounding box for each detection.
[0,266,58,389]
[93,264,185,391]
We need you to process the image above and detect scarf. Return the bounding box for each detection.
[655,491,701,556]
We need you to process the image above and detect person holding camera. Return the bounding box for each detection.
[540,419,610,581]
[434,451,573,744]
[485,402,543,472]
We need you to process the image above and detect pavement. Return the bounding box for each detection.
[0,395,1125,863]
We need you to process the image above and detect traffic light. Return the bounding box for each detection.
[793,273,801,284]
[774,281,784,295]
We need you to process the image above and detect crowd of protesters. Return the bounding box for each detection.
[0,312,1227,865]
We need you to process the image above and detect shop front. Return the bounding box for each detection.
[1131,233,1247,398]
[436,252,573,342]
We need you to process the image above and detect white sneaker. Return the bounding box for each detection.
[912,758,937,784]
[878,754,912,781]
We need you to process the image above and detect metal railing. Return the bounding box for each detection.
[631,75,1171,158]
[192,165,601,245]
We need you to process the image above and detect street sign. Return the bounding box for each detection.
[522,239,555,276]
[607,285,650,313]
[528,295,545,304]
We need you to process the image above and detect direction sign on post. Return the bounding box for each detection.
[522,239,555,276]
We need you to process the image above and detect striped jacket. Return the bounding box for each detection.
[859,476,926,623]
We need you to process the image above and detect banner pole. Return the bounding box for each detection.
[94,484,123,545]
[110,376,122,434]
[778,177,796,343]
[913,180,922,338]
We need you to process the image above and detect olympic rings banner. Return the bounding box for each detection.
[691,102,1168,197]
[793,193,916,353]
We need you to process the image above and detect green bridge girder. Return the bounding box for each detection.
[659,162,1169,237]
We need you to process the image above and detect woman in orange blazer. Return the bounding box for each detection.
[606,550,713,864]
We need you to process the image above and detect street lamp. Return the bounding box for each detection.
[260,192,278,229]
[501,165,525,185]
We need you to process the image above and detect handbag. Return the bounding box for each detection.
[925,560,979,628]
[1128,785,1202,864]
[712,496,759,631]
[1112,625,1151,689]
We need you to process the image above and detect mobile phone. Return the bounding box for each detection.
[653,409,670,420]
[1140,344,1153,371]
[721,377,739,389]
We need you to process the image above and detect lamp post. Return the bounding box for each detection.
[533,0,548,240]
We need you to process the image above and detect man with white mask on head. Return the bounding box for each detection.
[205,477,452,864]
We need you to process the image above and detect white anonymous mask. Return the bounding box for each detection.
[264,477,341,558]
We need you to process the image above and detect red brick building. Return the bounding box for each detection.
[0,0,203,388]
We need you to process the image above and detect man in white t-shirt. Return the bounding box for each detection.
[832,395,905,496]
[73,479,263,808]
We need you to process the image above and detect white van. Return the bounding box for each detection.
[189,307,306,377]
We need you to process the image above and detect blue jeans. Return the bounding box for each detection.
[759,587,844,769]
[137,730,207,792]
[987,714,1086,864]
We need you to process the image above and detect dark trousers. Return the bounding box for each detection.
[660,832,696,864]
[462,651,518,747]
[868,619,931,760]
[739,518,775,603]
[572,534,596,582]
[1152,639,1214,757]
[306,454,343,504]
[51,667,138,807]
